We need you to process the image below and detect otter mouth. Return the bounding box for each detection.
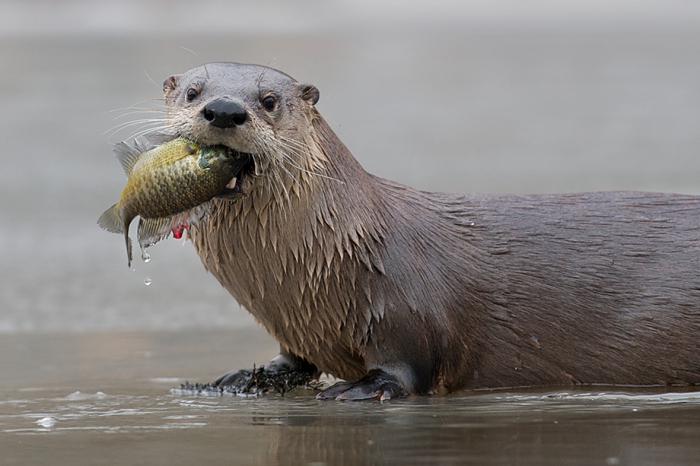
[163,145,256,241]
[218,148,256,200]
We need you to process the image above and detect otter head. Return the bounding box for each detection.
[162,62,321,195]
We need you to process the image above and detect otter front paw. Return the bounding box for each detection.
[216,365,316,396]
[179,364,316,396]
[316,369,408,401]
[214,368,253,388]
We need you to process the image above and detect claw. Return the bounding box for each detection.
[335,386,382,401]
[316,369,408,401]
[315,381,353,400]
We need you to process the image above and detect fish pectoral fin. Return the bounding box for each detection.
[97,204,124,233]
[137,217,173,249]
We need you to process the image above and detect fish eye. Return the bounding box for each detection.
[186,87,200,102]
[261,95,277,112]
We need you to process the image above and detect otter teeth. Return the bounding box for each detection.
[226,177,237,189]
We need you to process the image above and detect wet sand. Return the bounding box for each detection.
[2,2,700,465]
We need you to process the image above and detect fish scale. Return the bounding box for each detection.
[98,137,249,266]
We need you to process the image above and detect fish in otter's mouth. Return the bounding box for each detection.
[164,141,259,242]
[98,134,258,265]
[152,62,325,243]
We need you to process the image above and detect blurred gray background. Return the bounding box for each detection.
[1,0,699,334]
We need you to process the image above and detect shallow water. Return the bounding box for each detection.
[3,331,700,466]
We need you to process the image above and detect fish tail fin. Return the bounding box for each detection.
[98,204,123,233]
[125,231,133,268]
[98,204,133,267]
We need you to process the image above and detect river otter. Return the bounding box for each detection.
[163,62,700,400]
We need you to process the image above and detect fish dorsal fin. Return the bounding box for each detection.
[114,133,176,176]
[113,141,144,176]
[141,132,174,147]
[137,217,173,250]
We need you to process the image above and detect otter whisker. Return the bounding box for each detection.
[112,109,167,120]
[106,117,168,130]
[110,106,166,114]
[104,118,170,136]
[273,157,299,194]
[275,136,311,156]
[105,123,168,139]
[108,98,165,114]
[252,138,296,202]
[106,124,171,141]
[124,124,175,142]
[106,119,169,134]
[143,69,158,87]
[276,135,309,150]
[276,135,328,170]
[179,45,199,57]
[277,148,344,185]
[273,139,345,185]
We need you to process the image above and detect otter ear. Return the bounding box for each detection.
[163,74,181,94]
[299,83,320,105]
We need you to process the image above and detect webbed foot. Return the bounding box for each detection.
[179,352,318,396]
[213,365,315,395]
[316,369,408,401]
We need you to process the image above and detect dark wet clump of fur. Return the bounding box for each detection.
[179,365,318,397]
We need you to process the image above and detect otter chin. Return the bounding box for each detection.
[162,62,700,400]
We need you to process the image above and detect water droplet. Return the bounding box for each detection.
[36,416,57,429]
[142,250,151,263]
[144,277,152,286]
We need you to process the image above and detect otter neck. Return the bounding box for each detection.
[192,116,389,376]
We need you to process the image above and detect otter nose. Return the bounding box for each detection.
[201,99,248,128]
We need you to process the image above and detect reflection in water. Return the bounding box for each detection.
[2,331,700,465]
[257,394,700,466]
[3,389,700,465]
[2,332,700,465]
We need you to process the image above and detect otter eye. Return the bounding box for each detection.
[261,95,277,112]
[186,88,199,102]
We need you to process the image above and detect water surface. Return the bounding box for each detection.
[3,331,700,466]
[2,2,700,465]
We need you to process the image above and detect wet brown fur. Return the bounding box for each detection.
[173,64,700,394]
